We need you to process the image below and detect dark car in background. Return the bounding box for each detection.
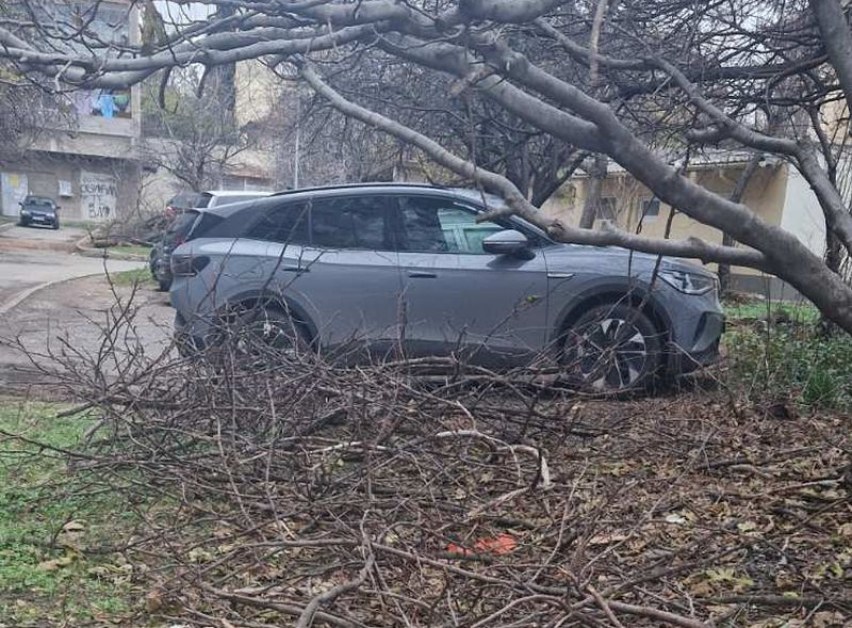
[164,191,203,221]
[18,196,60,229]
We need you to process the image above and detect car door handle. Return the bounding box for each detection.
[407,270,437,279]
[281,265,309,273]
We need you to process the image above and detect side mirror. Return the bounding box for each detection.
[482,229,533,258]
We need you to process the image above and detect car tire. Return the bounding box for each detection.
[52,221,60,230]
[561,303,663,393]
[226,305,310,362]
[157,278,172,292]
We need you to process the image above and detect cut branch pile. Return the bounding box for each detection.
[5,305,851,627]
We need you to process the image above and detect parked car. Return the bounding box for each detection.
[169,184,724,392]
[18,196,60,229]
[164,191,203,221]
[152,191,271,291]
[195,190,272,209]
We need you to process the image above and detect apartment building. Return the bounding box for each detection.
[0,0,142,223]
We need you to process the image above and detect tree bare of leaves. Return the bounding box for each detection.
[3,0,852,330]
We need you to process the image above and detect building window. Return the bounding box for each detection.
[598,197,618,222]
[642,198,661,219]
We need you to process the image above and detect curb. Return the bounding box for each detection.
[0,265,146,316]
[74,236,149,262]
[0,276,94,316]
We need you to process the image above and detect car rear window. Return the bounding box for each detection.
[188,212,226,240]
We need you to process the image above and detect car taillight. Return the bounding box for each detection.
[171,254,210,277]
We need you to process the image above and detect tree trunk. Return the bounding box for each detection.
[578,154,607,228]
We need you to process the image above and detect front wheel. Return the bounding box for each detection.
[561,303,663,393]
[52,221,60,230]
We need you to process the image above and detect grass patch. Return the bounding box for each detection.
[724,299,819,323]
[108,244,152,258]
[110,267,154,287]
[724,323,852,411]
[0,400,138,625]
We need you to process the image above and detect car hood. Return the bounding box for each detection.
[543,243,717,278]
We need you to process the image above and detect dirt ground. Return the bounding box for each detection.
[0,275,173,392]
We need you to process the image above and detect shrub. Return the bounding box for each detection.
[725,322,852,410]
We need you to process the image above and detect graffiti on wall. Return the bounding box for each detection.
[80,172,117,221]
[0,173,29,217]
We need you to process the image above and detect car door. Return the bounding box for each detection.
[289,194,406,355]
[225,195,405,356]
[392,195,550,367]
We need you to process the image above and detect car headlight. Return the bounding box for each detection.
[20,210,30,216]
[659,269,717,295]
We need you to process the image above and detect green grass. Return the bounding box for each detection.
[724,299,819,323]
[0,400,137,625]
[107,244,152,258]
[110,267,154,287]
[724,324,852,411]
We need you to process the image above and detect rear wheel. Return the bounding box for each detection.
[221,305,310,363]
[561,303,662,393]
[157,277,172,292]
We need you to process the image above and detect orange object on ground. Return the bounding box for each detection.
[446,533,517,556]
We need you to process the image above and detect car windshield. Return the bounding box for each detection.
[24,197,54,208]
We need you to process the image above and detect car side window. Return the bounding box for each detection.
[245,202,309,244]
[397,196,505,254]
[309,196,392,250]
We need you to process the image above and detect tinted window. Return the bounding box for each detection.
[187,212,225,241]
[397,197,504,254]
[245,202,309,244]
[310,196,392,250]
[24,197,55,208]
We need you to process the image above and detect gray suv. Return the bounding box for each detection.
[169,184,724,391]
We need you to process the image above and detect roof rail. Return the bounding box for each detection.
[269,181,447,197]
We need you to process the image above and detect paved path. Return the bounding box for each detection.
[0,274,173,392]
[0,225,144,311]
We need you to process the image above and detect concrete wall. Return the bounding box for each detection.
[235,61,281,130]
[0,153,141,223]
[138,144,275,216]
[543,161,793,278]
[779,167,828,258]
